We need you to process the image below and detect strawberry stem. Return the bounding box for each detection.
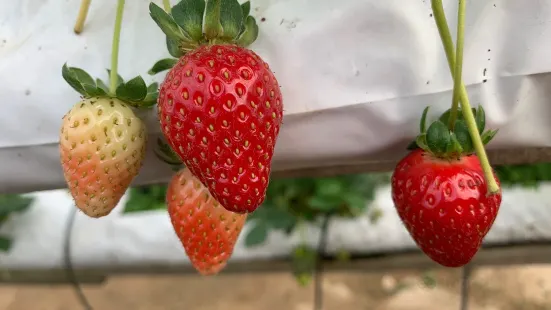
[448,0,465,131]
[162,0,171,12]
[109,0,125,95]
[431,0,500,195]
[74,0,92,34]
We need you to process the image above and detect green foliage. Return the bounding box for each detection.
[0,194,34,252]
[495,163,551,188]
[123,185,168,214]
[244,173,391,247]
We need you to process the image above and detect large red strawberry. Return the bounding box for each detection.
[60,64,158,217]
[167,167,247,275]
[391,107,502,267]
[148,1,283,214]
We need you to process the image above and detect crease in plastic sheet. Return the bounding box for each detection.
[1,0,551,192]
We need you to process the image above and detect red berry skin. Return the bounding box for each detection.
[391,149,502,267]
[158,44,283,214]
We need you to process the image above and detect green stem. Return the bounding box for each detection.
[162,0,171,12]
[448,0,466,131]
[109,0,125,95]
[431,0,500,195]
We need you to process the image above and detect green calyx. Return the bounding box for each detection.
[148,0,258,75]
[407,105,498,159]
[62,64,158,108]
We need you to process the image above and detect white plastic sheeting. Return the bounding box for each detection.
[1,0,551,193]
[2,184,551,269]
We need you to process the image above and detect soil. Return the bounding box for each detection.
[1,265,551,310]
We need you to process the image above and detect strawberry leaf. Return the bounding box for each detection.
[172,0,205,42]
[420,106,429,133]
[154,137,182,165]
[220,0,244,40]
[147,82,159,93]
[116,76,147,102]
[61,64,87,96]
[82,83,108,97]
[245,221,268,247]
[0,194,33,217]
[106,69,124,87]
[148,58,178,75]
[236,16,258,47]
[149,2,190,43]
[453,120,473,153]
[292,245,317,287]
[0,236,11,252]
[96,78,110,93]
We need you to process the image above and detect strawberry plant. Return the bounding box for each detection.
[391,0,503,268]
[59,0,156,218]
[0,195,34,251]
[148,0,283,214]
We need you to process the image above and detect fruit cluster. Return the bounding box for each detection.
[58,0,502,274]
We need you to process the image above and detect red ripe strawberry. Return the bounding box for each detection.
[391,106,502,267]
[149,1,283,213]
[167,167,247,275]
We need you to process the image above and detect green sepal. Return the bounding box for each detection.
[172,0,206,42]
[148,58,179,75]
[62,64,111,98]
[447,133,463,155]
[425,120,451,155]
[203,0,223,40]
[420,106,430,133]
[154,138,183,166]
[406,140,419,150]
[149,2,191,43]
[116,76,148,102]
[453,120,474,153]
[236,15,259,47]
[106,69,124,87]
[166,37,185,58]
[241,1,251,17]
[96,78,110,93]
[220,0,244,40]
[416,134,429,150]
[481,129,498,145]
[475,105,486,133]
[291,244,317,287]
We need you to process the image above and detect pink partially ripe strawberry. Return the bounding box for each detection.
[148,1,283,214]
[60,64,157,217]
[391,107,501,267]
[167,167,247,275]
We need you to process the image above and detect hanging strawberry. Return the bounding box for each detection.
[60,0,158,218]
[392,0,503,267]
[148,0,283,214]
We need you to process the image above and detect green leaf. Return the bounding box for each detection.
[406,140,419,150]
[123,186,168,213]
[154,138,182,165]
[241,1,251,17]
[148,58,178,75]
[425,120,451,155]
[82,84,108,97]
[475,105,486,133]
[166,37,184,58]
[245,221,268,247]
[292,245,317,287]
[236,15,258,47]
[453,120,473,153]
[203,0,223,40]
[420,106,429,133]
[308,196,336,211]
[70,67,95,86]
[116,76,148,102]
[416,133,429,150]
[171,0,205,42]
[447,133,464,155]
[149,2,189,42]
[61,64,86,96]
[106,69,124,87]
[219,0,244,40]
[0,194,34,217]
[0,236,12,252]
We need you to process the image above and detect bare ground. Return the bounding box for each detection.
[1,265,551,310]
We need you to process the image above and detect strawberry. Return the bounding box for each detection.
[148,1,283,214]
[391,107,502,267]
[167,167,247,275]
[60,64,158,217]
